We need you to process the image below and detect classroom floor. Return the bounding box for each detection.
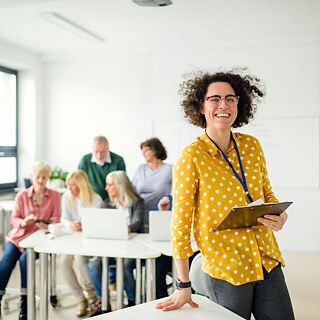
[0,249,319,319]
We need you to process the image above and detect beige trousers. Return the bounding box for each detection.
[59,254,94,302]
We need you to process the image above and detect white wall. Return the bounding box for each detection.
[42,54,155,176]
[42,40,320,251]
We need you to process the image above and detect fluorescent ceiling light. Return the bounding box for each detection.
[40,12,105,44]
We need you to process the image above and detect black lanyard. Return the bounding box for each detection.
[206,131,253,203]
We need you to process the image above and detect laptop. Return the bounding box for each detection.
[149,210,172,241]
[80,208,137,240]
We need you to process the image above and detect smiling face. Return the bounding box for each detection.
[32,170,50,193]
[141,146,156,163]
[67,177,80,197]
[105,176,118,198]
[201,82,238,133]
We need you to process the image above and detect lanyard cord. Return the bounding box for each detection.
[206,131,253,203]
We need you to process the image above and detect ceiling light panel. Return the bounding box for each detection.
[40,12,105,44]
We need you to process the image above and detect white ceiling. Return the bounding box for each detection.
[0,0,319,61]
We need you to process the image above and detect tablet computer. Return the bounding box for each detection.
[215,201,293,231]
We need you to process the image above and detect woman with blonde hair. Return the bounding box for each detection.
[88,170,144,316]
[60,169,104,317]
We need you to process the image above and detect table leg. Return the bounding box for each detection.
[172,257,177,291]
[49,254,58,307]
[101,257,109,312]
[27,248,36,320]
[116,257,123,310]
[39,252,48,320]
[135,258,141,304]
[146,258,155,301]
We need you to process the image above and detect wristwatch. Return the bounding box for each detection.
[176,279,192,290]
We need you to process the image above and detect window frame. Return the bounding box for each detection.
[0,65,18,193]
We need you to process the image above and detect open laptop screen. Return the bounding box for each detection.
[80,208,136,240]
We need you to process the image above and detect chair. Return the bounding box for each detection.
[189,252,209,296]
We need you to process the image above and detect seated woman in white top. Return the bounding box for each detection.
[60,169,104,318]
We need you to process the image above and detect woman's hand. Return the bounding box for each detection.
[155,288,198,311]
[20,213,37,228]
[157,196,171,211]
[70,221,82,231]
[257,211,288,231]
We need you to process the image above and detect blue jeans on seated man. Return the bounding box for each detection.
[0,241,38,295]
[88,257,136,303]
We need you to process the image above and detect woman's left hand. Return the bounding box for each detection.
[257,211,288,231]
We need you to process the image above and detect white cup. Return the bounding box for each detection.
[48,223,62,237]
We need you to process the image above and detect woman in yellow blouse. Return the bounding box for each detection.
[156,70,295,320]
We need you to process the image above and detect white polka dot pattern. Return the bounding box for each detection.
[171,133,285,286]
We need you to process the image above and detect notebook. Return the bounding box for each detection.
[149,210,172,241]
[80,208,137,240]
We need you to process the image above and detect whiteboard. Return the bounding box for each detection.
[153,117,320,188]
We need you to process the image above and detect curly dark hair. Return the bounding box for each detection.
[179,68,265,128]
[140,137,167,160]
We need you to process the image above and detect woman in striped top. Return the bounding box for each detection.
[132,137,172,232]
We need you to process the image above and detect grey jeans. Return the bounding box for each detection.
[203,264,295,320]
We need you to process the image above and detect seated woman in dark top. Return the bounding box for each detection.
[88,170,144,316]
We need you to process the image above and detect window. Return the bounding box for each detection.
[0,66,18,192]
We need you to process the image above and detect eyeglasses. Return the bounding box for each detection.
[205,95,240,107]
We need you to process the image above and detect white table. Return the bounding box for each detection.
[0,200,15,247]
[91,294,244,319]
[136,234,198,290]
[34,233,161,320]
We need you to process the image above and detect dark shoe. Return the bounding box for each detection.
[50,295,59,308]
[124,300,135,308]
[18,295,27,320]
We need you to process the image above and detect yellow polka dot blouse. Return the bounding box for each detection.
[171,132,285,286]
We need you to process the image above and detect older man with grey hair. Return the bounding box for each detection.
[78,135,126,201]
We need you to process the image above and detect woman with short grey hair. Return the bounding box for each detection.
[0,161,60,319]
